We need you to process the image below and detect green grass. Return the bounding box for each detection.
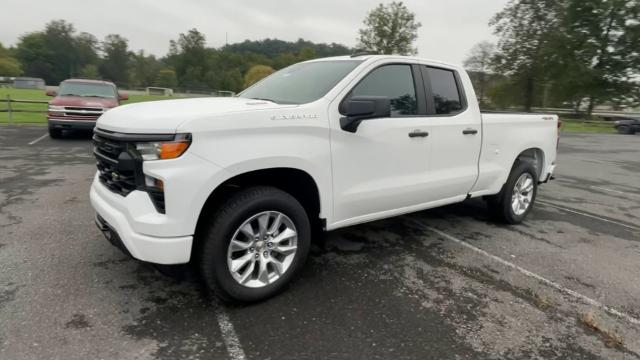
[560,118,616,134]
[0,88,176,124]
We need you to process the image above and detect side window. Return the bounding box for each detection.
[426,67,463,115]
[350,64,418,116]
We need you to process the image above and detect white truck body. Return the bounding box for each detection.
[90,55,558,266]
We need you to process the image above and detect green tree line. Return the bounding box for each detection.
[0,20,351,93]
[465,0,640,115]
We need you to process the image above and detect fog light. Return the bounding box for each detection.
[145,175,164,190]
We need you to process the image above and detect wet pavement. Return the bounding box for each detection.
[1,127,639,359]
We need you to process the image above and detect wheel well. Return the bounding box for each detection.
[194,168,323,246]
[515,148,544,179]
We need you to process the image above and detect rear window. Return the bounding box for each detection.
[426,67,463,115]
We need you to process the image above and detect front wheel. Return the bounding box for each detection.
[487,161,538,224]
[198,186,311,303]
[617,125,632,135]
[49,127,63,139]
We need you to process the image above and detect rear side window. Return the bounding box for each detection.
[426,67,463,115]
[349,64,418,116]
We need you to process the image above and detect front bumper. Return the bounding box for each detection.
[91,181,193,264]
[89,148,229,264]
[48,118,97,130]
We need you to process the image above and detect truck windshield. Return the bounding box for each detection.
[239,60,362,104]
[59,82,117,99]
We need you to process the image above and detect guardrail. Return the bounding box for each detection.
[0,95,48,124]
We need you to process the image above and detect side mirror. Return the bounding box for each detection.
[46,90,57,97]
[339,96,391,133]
[118,92,129,101]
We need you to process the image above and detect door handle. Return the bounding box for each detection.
[462,128,478,135]
[408,130,429,138]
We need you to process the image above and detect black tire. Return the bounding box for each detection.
[49,127,63,139]
[617,125,631,135]
[197,186,311,303]
[487,161,538,224]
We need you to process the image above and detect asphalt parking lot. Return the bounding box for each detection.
[1,126,639,360]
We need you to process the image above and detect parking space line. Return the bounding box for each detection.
[590,185,640,198]
[537,200,640,231]
[28,133,49,145]
[216,310,247,360]
[411,220,640,326]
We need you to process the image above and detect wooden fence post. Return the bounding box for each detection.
[6,95,12,124]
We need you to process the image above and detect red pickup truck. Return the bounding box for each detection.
[46,79,128,138]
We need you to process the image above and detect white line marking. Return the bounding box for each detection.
[216,310,247,360]
[411,221,640,326]
[590,185,640,198]
[28,133,49,145]
[537,200,640,231]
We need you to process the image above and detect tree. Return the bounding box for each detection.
[222,38,351,59]
[463,41,495,106]
[557,0,640,115]
[155,69,178,88]
[297,47,316,62]
[129,51,163,88]
[15,32,53,82]
[42,20,78,81]
[273,52,297,69]
[0,42,23,76]
[168,29,208,90]
[14,20,99,84]
[79,64,99,79]
[75,32,99,69]
[100,34,131,87]
[220,69,243,92]
[243,65,275,88]
[0,58,22,76]
[490,0,562,111]
[357,2,422,55]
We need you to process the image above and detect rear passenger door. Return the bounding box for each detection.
[419,66,481,201]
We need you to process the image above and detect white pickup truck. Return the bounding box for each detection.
[90,55,559,302]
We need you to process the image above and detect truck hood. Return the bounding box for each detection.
[96,97,287,133]
[50,96,118,108]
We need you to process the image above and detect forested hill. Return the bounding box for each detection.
[222,38,352,58]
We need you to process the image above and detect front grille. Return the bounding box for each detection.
[93,132,138,196]
[65,106,104,115]
[93,128,168,214]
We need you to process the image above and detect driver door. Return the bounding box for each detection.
[329,63,434,226]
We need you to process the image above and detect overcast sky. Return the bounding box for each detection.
[0,0,510,64]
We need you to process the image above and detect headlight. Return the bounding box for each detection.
[48,105,64,112]
[133,133,192,160]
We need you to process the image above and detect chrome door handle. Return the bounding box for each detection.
[408,130,429,138]
[462,128,478,135]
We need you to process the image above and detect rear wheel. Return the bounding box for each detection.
[198,186,311,303]
[48,127,63,139]
[617,125,632,134]
[487,161,538,224]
